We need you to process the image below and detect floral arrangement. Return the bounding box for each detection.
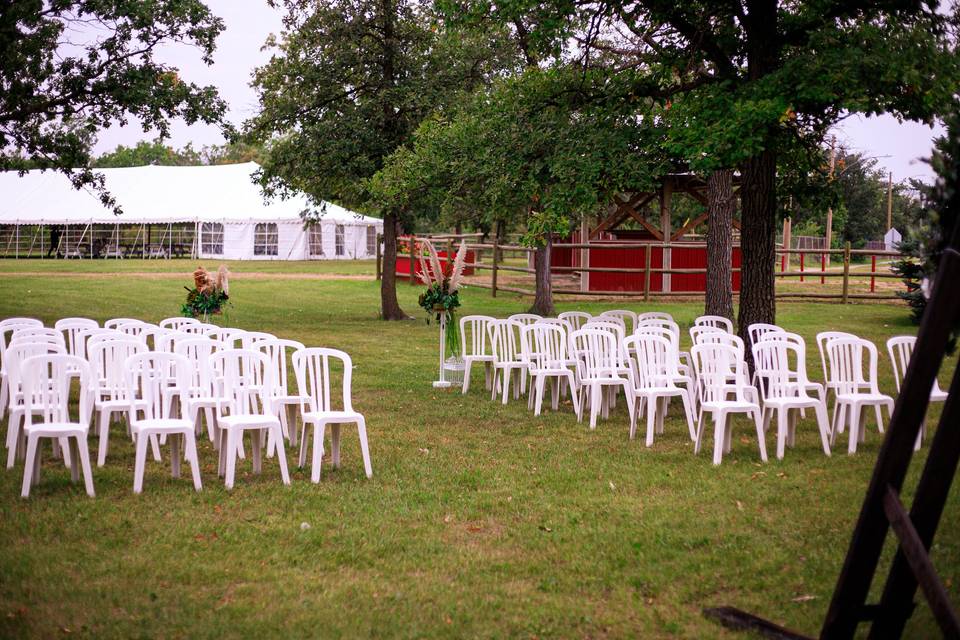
[182,265,230,320]
[417,239,467,354]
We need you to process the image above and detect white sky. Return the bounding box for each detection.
[93,0,944,183]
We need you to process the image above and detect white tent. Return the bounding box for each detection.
[0,162,383,260]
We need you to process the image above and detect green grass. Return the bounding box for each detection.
[0,263,956,639]
[0,258,377,275]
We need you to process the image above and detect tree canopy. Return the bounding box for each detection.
[0,0,228,210]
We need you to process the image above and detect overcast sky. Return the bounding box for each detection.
[93,0,945,183]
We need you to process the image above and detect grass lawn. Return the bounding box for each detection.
[0,261,956,639]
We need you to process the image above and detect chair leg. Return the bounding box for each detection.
[273,425,290,485]
[848,405,861,454]
[251,429,262,475]
[694,409,706,455]
[681,391,696,441]
[776,410,788,460]
[331,424,342,468]
[712,412,726,465]
[149,433,161,462]
[170,433,181,478]
[20,434,39,498]
[874,405,884,433]
[533,376,545,416]
[133,433,148,494]
[645,397,657,447]
[754,408,768,462]
[357,417,373,478]
[462,360,473,395]
[75,436,95,497]
[589,384,601,429]
[68,437,80,483]
[186,433,202,491]
[6,412,23,469]
[298,422,310,468]
[224,430,237,490]
[815,403,832,456]
[311,423,324,483]
[567,374,581,417]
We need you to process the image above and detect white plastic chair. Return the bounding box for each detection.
[104,318,141,330]
[488,319,529,404]
[557,311,592,331]
[507,313,542,326]
[752,339,831,460]
[54,318,99,357]
[817,331,884,434]
[4,340,67,468]
[747,322,784,348]
[638,311,674,324]
[255,337,307,452]
[826,337,895,454]
[88,338,153,466]
[692,342,766,465]
[293,348,372,482]
[460,315,496,395]
[19,354,95,497]
[174,337,222,444]
[694,315,734,333]
[689,324,727,346]
[159,317,200,331]
[0,318,44,423]
[598,309,638,333]
[124,352,202,493]
[623,333,695,445]
[571,327,633,429]
[211,349,290,489]
[522,324,580,416]
[887,335,947,449]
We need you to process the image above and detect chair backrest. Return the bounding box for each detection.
[816,331,859,385]
[756,331,812,383]
[104,318,141,330]
[256,338,305,396]
[691,342,753,404]
[0,318,43,331]
[637,311,674,324]
[114,320,150,340]
[293,347,354,414]
[124,352,192,422]
[598,309,638,333]
[689,324,727,346]
[557,311,592,331]
[54,318,99,357]
[240,331,277,350]
[174,337,218,397]
[752,338,807,399]
[159,317,200,331]
[460,315,495,358]
[623,333,677,390]
[747,322,784,348]
[522,324,569,372]
[488,319,526,365]
[826,337,880,395]
[507,313,542,326]
[584,319,626,345]
[695,331,745,360]
[20,354,93,427]
[634,324,681,356]
[5,341,67,405]
[886,336,917,393]
[0,321,46,373]
[12,327,65,346]
[209,349,275,417]
[694,315,734,333]
[204,327,244,350]
[571,327,621,381]
[154,330,195,354]
[88,338,147,400]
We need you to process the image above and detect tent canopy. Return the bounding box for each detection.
[0,162,380,226]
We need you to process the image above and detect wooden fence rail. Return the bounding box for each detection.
[378,235,908,304]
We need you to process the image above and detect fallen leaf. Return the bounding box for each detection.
[538,525,552,532]
[740,437,750,444]
[608,481,616,491]
[751,471,767,480]
[443,514,453,523]
[418,447,429,454]
[777,472,787,478]
[736,500,744,512]
[466,526,483,533]
[791,595,817,603]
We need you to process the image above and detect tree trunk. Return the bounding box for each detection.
[737,150,777,344]
[380,211,408,320]
[705,169,735,321]
[530,234,555,316]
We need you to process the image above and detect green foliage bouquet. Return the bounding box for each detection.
[182,265,231,322]
[417,240,467,356]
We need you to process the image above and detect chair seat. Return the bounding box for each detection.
[836,392,893,404]
[219,414,281,430]
[465,355,495,362]
[131,418,193,434]
[274,394,308,405]
[702,400,758,412]
[23,422,88,437]
[302,410,363,425]
[763,394,822,409]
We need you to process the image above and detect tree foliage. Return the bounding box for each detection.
[0,0,228,210]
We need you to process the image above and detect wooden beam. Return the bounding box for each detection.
[624,205,664,240]
[686,189,709,207]
[592,193,655,238]
[671,212,709,241]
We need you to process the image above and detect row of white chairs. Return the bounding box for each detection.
[458,310,934,464]
[0,316,372,497]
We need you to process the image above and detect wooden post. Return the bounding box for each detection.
[375,233,382,280]
[408,235,416,285]
[643,243,652,302]
[825,136,836,266]
[660,181,673,293]
[871,255,877,293]
[491,232,500,298]
[842,242,851,304]
[580,214,590,292]
[782,216,792,274]
[446,238,453,277]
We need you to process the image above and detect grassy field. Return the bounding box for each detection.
[0,260,956,639]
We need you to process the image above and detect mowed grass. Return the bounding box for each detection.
[0,263,957,639]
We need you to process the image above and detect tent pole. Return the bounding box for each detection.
[168,223,172,259]
[40,224,44,259]
[15,223,19,259]
[89,221,93,258]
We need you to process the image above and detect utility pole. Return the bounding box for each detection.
[887,171,894,232]
[825,136,836,265]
